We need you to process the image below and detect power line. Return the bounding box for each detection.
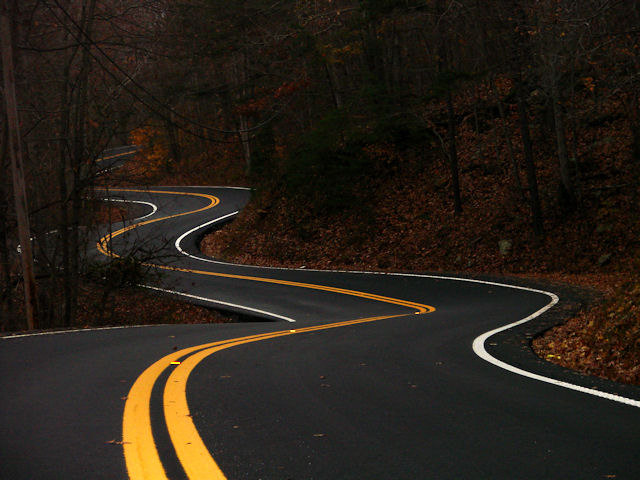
[45,0,289,142]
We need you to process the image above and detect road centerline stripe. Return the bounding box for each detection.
[96,188,220,256]
[97,188,434,315]
[102,188,436,479]
[123,331,303,480]
[124,314,410,480]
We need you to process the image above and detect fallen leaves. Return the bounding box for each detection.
[73,281,234,328]
[106,439,130,445]
[533,279,640,386]
[196,85,640,387]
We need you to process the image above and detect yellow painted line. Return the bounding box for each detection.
[96,188,219,257]
[123,330,293,479]
[96,188,434,314]
[123,328,332,478]
[156,265,433,313]
[105,188,436,478]
[125,314,408,480]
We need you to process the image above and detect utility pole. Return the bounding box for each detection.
[1,1,38,329]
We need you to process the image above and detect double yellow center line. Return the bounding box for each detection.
[125,314,412,480]
[96,188,435,479]
[97,188,220,257]
[96,188,432,314]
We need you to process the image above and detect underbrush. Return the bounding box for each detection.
[1,279,231,335]
[533,278,640,385]
[200,87,640,385]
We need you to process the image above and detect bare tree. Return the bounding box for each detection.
[1,1,38,329]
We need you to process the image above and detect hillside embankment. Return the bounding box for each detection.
[194,102,639,385]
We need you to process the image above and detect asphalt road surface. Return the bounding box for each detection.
[2,150,640,479]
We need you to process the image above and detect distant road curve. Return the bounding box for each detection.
[99,185,640,408]
[1,148,639,480]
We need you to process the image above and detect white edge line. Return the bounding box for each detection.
[26,176,623,407]
[101,198,158,221]
[174,211,239,258]
[98,193,295,323]
[166,192,640,409]
[17,198,158,254]
[139,284,296,323]
[96,193,293,322]
[472,303,640,408]
[1,324,165,339]
[33,188,636,408]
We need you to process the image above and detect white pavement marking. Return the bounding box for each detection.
[101,198,158,221]
[96,188,640,408]
[474,321,640,408]
[174,211,239,258]
[1,324,163,339]
[140,284,297,322]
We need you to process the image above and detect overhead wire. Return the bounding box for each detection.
[44,0,291,142]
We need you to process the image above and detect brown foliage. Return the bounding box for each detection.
[533,278,640,385]
[201,79,640,385]
[1,281,232,335]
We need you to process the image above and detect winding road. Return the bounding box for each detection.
[1,148,640,479]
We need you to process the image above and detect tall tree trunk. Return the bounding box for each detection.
[436,0,461,214]
[58,17,77,327]
[509,1,543,237]
[59,53,73,327]
[164,112,181,171]
[446,89,462,214]
[69,0,97,325]
[236,50,252,171]
[239,115,252,171]
[630,89,640,210]
[390,24,401,92]
[490,77,525,199]
[551,77,575,206]
[516,81,544,237]
[0,125,15,330]
[363,21,383,81]
[58,138,72,327]
[0,204,13,330]
[65,0,94,326]
[324,63,343,109]
[1,4,38,329]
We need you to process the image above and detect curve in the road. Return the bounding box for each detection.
[98,187,438,479]
[125,313,408,480]
[5,148,638,479]
[97,188,435,316]
[134,188,640,410]
[94,186,640,480]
